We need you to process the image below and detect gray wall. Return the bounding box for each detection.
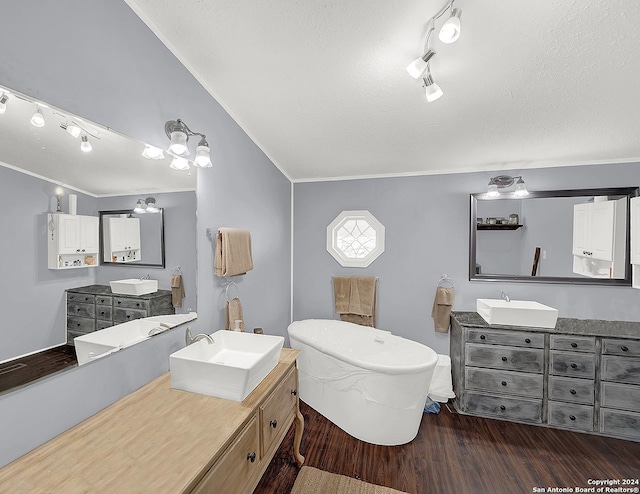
[0,0,290,467]
[95,191,198,314]
[293,162,640,355]
[0,165,97,362]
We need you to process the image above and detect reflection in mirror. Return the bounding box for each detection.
[469,188,638,285]
[0,82,197,395]
[100,209,165,267]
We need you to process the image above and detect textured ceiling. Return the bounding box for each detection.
[126,0,640,182]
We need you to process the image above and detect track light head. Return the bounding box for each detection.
[406,49,436,79]
[80,135,92,152]
[0,93,8,114]
[439,7,462,43]
[423,74,444,102]
[31,108,45,127]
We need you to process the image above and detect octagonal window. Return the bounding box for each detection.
[326,210,385,267]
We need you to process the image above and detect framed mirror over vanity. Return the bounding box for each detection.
[469,187,639,285]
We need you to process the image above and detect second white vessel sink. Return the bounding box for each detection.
[477,299,558,329]
[110,279,158,295]
[170,330,284,401]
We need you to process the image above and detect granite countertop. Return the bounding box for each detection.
[67,284,171,298]
[452,311,640,340]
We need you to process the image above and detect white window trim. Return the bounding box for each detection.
[326,210,385,267]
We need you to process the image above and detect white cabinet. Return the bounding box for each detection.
[47,213,99,269]
[572,198,626,279]
[103,216,141,263]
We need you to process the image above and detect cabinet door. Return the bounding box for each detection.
[572,203,591,257]
[631,196,640,265]
[126,218,141,249]
[80,215,99,252]
[589,201,615,261]
[57,215,81,254]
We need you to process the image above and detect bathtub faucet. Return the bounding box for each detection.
[185,327,214,345]
[500,290,510,303]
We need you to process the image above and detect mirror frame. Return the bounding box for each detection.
[469,187,639,285]
[99,209,166,268]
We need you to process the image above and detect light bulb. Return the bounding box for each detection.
[169,130,188,155]
[169,156,190,170]
[194,145,212,168]
[141,144,165,160]
[66,123,82,138]
[81,135,92,152]
[0,93,7,114]
[406,50,436,79]
[439,8,461,44]
[31,108,45,127]
[514,179,529,197]
[487,184,500,198]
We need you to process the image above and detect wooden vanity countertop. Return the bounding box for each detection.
[0,348,299,494]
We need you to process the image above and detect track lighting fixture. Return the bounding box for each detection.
[80,135,92,152]
[486,175,529,198]
[31,108,45,127]
[165,119,212,168]
[407,0,463,102]
[0,93,8,114]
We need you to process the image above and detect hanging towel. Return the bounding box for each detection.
[333,276,377,327]
[170,274,185,308]
[214,228,254,277]
[225,297,245,331]
[431,287,455,333]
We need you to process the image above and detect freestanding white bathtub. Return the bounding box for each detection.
[288,319,438,446]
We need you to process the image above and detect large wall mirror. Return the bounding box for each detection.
[100,209,165,267]
[469,187,638,285]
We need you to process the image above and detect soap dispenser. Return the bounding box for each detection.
[233,320,244,332]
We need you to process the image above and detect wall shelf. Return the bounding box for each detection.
[477,224,523,231]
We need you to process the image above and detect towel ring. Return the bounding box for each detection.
[437,274,456,289]
[225,281,239,301]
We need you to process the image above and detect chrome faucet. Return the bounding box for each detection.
[148,322,171,336]
[500,290,510,303]
[140,273,151,280]
[185,327,214,345]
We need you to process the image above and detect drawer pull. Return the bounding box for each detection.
[501,381,507,387]
[480,335,486,340]
[117,301,121,305]
[571,342,578,348]
[525,338,531,344]
[569,415,576,421]
[499,405,506,411]
[570,389,577,395]
[247,452,256,463]
[136,303,140,307]
[621,345,629,352]
[501,356,508,362]
[291,389,298,396]
[126,315,131,319]
[270,420,278,429]
[570,363,578,369]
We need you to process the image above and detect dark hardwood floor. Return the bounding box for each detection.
[256,401,640,494]
[0,345,77,395]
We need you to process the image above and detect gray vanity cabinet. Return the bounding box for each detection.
[66,285,174,344]
[451,313,640,442]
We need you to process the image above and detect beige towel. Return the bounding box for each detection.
[170,274,185,308]
[225,297,245,331]
[214,228,254,277]
[333,276,377,327]
[432,287,455,333]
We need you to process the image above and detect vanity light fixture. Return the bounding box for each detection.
[133,199,146,214]
[141,144,165,160]
[0,93,8,114]
[169,155,190,171]
[80,135,92,152]
[165,119,213,168]
[486,175,529,198]
[407,0,463,102]
[31,107,45,127]
[144,197,159,213]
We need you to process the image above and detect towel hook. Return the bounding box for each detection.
[437,274,456,289]
[225,281,239,301]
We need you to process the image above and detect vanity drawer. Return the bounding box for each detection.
[95,305,112,321]
[601,355,640,385]
[113,297,150,311]
[602,338,640,357]
[549,351,596,379]
[260,366,298,456]
[466,329,544,349]
[96,320,113,330]
[67,302,95,319]
[465,367,543,398]
[465,344,544,373]
[548,376,594,405]
[601,382,640,412]
[548,401,594,432]
[191,414,261,494]
[600,408,640,441]
[95,295,112,306]
[464,392,542,424]
[67,315,95,334]
[113,307,147,323]
[67,293,95,304]
[550,335,595,353]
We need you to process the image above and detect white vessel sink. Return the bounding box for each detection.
[477,299,558,329]
[170,330,284,401]
[110,279,158,295]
